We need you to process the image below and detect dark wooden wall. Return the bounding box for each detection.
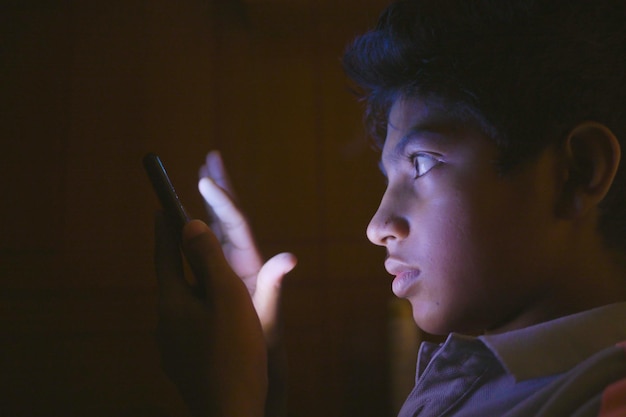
[1,1,406,416]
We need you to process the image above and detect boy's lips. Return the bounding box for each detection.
[385,259,421,298]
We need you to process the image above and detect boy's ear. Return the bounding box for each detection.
[558,121,621,218]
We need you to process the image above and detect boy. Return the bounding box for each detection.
[153,0,626,415]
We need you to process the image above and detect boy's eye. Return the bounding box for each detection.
[410,153,441,178]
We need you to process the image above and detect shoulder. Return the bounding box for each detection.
[597,341,626,417]
[506,341,626,417]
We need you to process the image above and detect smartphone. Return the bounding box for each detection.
[143,152,190,232]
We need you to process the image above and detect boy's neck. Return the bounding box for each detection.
[487,239,626,335]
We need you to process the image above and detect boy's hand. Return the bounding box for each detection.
[155,214,267,417]
[198,151,297,347]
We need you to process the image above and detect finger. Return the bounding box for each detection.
[181,219,239,300]
[198,151,230,236]
[204,150,236,198]
[154,211,189,299]
[198,177,257,253]
[198,151,223,234]
[253,252,298,343]
[256,253,298,291]
[198,156,209,179]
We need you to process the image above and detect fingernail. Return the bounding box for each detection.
[208,150,222,162]
[183,219,209,240]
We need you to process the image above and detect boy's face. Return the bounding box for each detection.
[367,97,565,335]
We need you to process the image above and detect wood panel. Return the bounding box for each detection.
[0,1,401,416]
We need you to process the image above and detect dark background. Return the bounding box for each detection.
[0,1,420,416]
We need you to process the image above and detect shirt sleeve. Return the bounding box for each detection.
[597,341,626,417]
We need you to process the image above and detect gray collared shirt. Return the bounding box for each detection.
[398,303,626,417]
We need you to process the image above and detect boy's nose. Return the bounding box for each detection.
[366,208,410,246]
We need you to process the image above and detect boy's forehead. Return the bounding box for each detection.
[387,97,433,130]
[384,97,472,148]
[386,96,475,138]
[378,96,495,176]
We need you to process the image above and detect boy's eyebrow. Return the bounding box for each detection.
[378,125,446,178]
[392,124,452,157]
[380,112,464,174]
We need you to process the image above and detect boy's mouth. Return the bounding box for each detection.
[385,259,421,298]
[391,270,421,298]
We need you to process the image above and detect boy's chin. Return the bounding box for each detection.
[409,301,479,336]
[410,303,450,336]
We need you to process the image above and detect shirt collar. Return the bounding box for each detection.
[477,302,626,381]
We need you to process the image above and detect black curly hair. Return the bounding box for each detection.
[343,0,626,248]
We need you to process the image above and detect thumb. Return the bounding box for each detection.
[181,219,234,300]
[253,252,297,343]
